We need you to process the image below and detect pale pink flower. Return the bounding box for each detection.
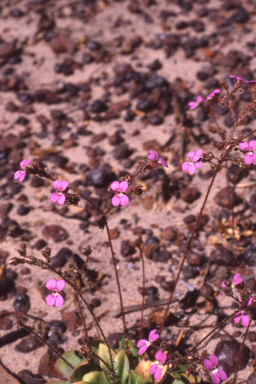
[229,75,256,84]
[203,89,221,106]
[234,297,253,327]
[111,181,129,207]
[147,150,168,167]
[239,140,256,165]
[203,355,227,384]
[221,273,243,295]
[182,148,203,175]
[50,179,68,205]
[188,95,204,110]
[45,278,65,308]
[149,350,167,381]
[137,329,159,355]
[14,159,31,182]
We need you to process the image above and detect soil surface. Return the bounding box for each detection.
[1,0,256,383]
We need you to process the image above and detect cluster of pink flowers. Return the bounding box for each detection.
[45,278,65,308]
[203,355,227,384]
[229,75,256,84]
[182,148,203,175]
[50,179,68,205]
[239,140,256,165]
[188,95,204,110]
[147,150,168,167]
[14,159,31,182]
[221,273,243,295]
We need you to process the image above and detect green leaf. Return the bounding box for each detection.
[170,371,182,380]
[82,371,109,384]
[91,340,102,355]
[128,371,138,384]
[56,351,83,379]
[98,343,116,375]
[114,350,130,384]
[46,381,71,384]
[72,359,100,382]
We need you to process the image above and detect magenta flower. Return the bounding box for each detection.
[229,75,256,84]
[221,273,243,295]
[239,140,256,165]
[111,181,129,207]
[203,89,221,106]
[137,329,159,355]
[203,355,227,384]
[50,179,68,205]
[14,159,31,182]
[149,350,167,381]
[234,297,253,327]
[188,95,204,110]
[45,278,65,308]
[182,148,203,175]
[147,150,168,168]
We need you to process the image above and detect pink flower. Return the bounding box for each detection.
[147,150,168,168]
[50,179,68,205]
[45,278,65,308]
[239,140,256,165]
[234,297,253,327]
[203,355,227,384]
[203,89,221,106]
[14,159,31,182]
[188,95,204,110]
[229,75,256,84]
[182,148,203,175]
[137,329,159,355]
[111,181,129,207]
[221,273,243,295]
[149,350,167,381]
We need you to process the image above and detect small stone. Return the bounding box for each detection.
[42,225,69,243]
[108,131,124,146]
[148,59,162,71]
[0,202,13,217]
[215,340,250,375]
[214,186,240,208]
[83,52,94,64]
[210,245,234,266]
[160,279,174,292]
[13,293,30,313]
[120,240,136,257]
[17,93,34,104]
[30,175,44,188]
[180,187,200,203]
[18,370,45,384]
[61,311,83,332]
[108,332,122,348]
[0,276,15,297]
[182,265,199,279]
[160,226,176,241]
[17,204,30,216]
[191,20,205,32]
[109,228,119,239]
[232,6,249,23]
[138,286,158,296]
[148,115,163,125]
[90,99,108,113]
[16,116,30,125]
[15,335,43,353]
[242,246,256,266]
[152,248,171,262]
[113,143,132,160]
[87,166,116,188]
[200,285,214,297]
[0,312,12,330]
[137,99,156,113]
[248,332,256,342]
[50,247,73,268]
[34,239,47,250]
[176,21,189,30]
[187,252,202,266]
[179,290,199,309]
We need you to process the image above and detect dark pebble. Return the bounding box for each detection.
[10,8,24,17]
[108,332,122,348]
[108,131,124,146]
[17,369,45,384]
[113,143,132,160]
[248,332,256,342]
[15,335,43,353]
[0,312,12,330]
[13,293,30,313]
[214,186,240,208]
[228,163,247,184]
[214,104,229,115]
[196,71,209,81]
[191,20,205,32]
[160,226,176,241]
[62,311,82,332]
[90,298,101,308]
[215,340,250,375]
[187,252,202,266]
[179,290,199,310]
[87,41,101,51]
[200,285,214,297]
[90,99,108,113]
[50,109,66,120]
[224,113,234,127]
[83,52,94,64]
[17,204,30,215]
[0,277,15,297]
[30,175,45,188]
[42,225,69,243]
[232,6,249,23]
[34,239,47,250]
[180,187,200,203]
[124,109,135,121]
[210,245,234,266]
[160,279,174,292]
[138,286,158,296]
[87,166,116,188]
[176,21,189,30]
[148,59,162,71]
[0,202,13,217]
[49,320,67,334]
[242,246,256,266]
[16,116,30,125]
[137,99,156,113]
[120,240,136,257]
[50,247,73,268]
[152,248,171,262]
[250,194,256,212]
[148,115,163,125]
[182,265,199,279]
[17,93,34,104]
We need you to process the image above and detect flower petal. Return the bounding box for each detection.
[195,161,202,169]
[155,350,163,361]
[46,294,56,306]
[188,164,195,175]
[211,372,220,384]
[149,330,159,343]
[18,172,26,182]
[252,153,256,165]
[160,353,167,364]
[196,148,203,156]
[147,150,158,160]
[50,192,59,203]
[249,140,256,150]
[241,314,250,327]
[112,195,120,206]
[233,273,243,285]
[53,179,62,190]
[182,162,189,171]
[119,180,128,193]
[138,345,149,355]
[187,151,195,159]
[158,158,168,168]
[188,102,197,110]
[239,142,249,151]
[120,194,129,207]
[20,159,31,168]
[60,180,68,191]
[196,95,204,103]
[56,280,65,292]
[137,339,147,347]
[46,279,57,290]
[192,154,201,162]
[209,355,218,367]
[57,194,66,205]
[111,181,120,191]
[14,170,23,180]
[149,364,157,375]
[234,312,242,323]
[203,359,213,370]
[55,294,64,308]
[244,153,252,165]
[154,367,163,381]
[217,369,227,381]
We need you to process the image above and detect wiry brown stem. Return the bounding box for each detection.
[137,240,145,340]
[105,220,129,354]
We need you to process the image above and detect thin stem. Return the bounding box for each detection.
[137,240,145,340]
[105,219,129,354]
[159,161,222,335]
[233,316,252,384]
[48,266,114,371]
